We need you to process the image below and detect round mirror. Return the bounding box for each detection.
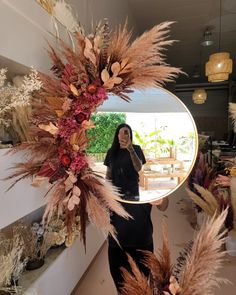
[94,87,198,203]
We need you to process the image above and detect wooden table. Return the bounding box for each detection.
[142,170,186,190]
[139,157,186,190]
[146,157,184,171]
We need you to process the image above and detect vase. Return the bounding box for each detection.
[225,231,236,256]
[26,258,45,270]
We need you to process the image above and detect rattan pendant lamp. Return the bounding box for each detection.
[205,0,233,82]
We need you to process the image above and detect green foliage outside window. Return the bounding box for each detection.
[87,112,126,155]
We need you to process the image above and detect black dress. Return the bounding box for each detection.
[104,145,154,291]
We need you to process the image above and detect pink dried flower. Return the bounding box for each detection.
[58,117,79,142]
[70,152,88,173]
[83,86,107,107]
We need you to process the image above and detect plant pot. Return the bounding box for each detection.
[26,258,45,270]
[225,231,236,256]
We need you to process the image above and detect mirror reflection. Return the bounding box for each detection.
[90,87,198,203]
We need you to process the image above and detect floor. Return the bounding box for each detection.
[73,184,236,295]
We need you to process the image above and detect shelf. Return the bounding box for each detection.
[1,148,106,294]
[0,148,48,229]
[21,223,105,295]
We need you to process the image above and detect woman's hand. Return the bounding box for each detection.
[119,135,132,150]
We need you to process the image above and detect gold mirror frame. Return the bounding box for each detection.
[100,87,199,204]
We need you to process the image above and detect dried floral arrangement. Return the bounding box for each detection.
[14,222,55,267]
[120,210,229,295]
[186,151,235,230]
[8,0,181,246]
[0,232,27,295]
[34,213,81,248]
[186,104,236,232]
[0,68,42,143]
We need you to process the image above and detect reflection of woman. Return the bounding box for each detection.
[104,123,168,292]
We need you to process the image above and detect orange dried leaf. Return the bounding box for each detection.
[111,62,121,75]
[70,132,79,145]
[70,84,79,96]
[101,69,110,82]
[55,110,64,117]
[38,122,58,135]
[113,77,123,85]
[46,96,65,108]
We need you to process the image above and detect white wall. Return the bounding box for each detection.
[69,0,137,33]
[0,0,54,72]
[0,0,137,74]
[0,148,48,229]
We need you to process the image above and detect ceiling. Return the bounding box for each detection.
[2,0,236,87]
[126,0,236,84]
[98,87,188,113]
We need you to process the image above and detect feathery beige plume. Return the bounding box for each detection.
[52,0,80,33]
[86,193,118,243]
[179,209,229,295]
[186,184,220,216]
[120,254,153,295]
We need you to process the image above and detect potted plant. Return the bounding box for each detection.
[45,213,81,248]
[16,222,52,271]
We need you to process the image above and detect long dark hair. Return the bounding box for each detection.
[110,123,133,159]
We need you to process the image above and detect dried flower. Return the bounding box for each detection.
[8,3,181,247]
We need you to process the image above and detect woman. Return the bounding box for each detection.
[104,123,168,292]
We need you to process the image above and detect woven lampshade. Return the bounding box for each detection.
[192,88,207,104]
[205,52,233,82]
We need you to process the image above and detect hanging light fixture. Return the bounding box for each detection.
[205,0,233,82]
[201,27,214,46]
[192,88,207,104]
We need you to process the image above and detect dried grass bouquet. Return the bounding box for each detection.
[0,68,42,144]
[0,232,27,295]
[120,210,229,295]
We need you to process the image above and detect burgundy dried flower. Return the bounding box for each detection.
[87,84,97,94]
[75,111,89,124]
[70,152,88,173]
[61,154,71,167]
